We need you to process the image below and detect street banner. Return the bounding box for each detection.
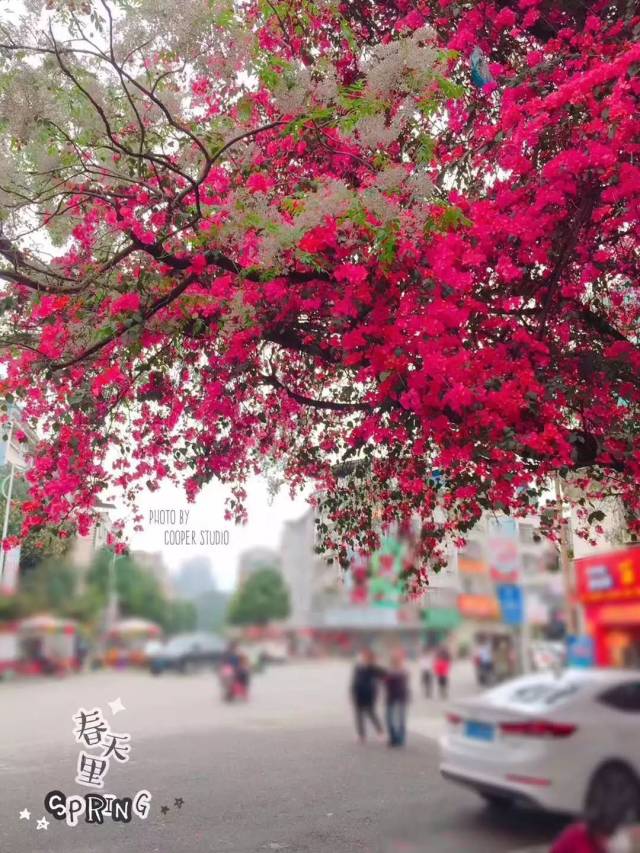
[566,634,595,667]
[497,584,524,625]
[369,535,405,608]
[487,517,522,583]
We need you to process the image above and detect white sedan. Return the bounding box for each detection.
[439,668,640,817]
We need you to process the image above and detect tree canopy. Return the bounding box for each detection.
[227,567,290,626]
[88,548,197,633]
[0,547,196,633]
[0,0,638,580]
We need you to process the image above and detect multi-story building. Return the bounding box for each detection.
[565,478,640,667]
[454,513,564,672]
[236,546,280,587]
[279,507,460,655]
[68,506,114,573]
[279,510,316,631]
[0,405,37,594]
[132,550,174,598]
[174,556,215,600]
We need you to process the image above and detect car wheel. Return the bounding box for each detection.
[586,762,640,824]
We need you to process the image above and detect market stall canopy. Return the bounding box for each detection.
[18,614,77,634]
[109,618,162,637]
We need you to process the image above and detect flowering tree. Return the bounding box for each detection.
[0,0,638,578]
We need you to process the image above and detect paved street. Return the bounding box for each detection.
[0,661,566,852]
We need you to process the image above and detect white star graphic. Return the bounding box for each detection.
[19,808,30,821]
[36,817,49,831]
[108,697,126,715]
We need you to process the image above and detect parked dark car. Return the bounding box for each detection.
[148,632,226,674]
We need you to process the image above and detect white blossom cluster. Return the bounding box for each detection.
[112,0,230,65]
[359,25,440,97]
[228,179,356,268]
[294,180,354,233]
[271,66,313,115]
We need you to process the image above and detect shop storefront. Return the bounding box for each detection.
[575,547,640,668]
[421,605,461,647]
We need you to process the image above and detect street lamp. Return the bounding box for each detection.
[104,550,121,636]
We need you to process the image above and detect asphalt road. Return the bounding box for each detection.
[0,661,566,853]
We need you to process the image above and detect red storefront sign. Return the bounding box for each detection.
[575,547,640,604]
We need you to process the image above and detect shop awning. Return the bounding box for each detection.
[422,608,462,630]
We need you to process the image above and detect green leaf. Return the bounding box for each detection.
[237,96,253,122]
[416,137,435,164]
[437,76,466,100]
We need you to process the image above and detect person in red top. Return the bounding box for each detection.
[551,822,608,853]
[551,800,627,853]
[434,645,452,700]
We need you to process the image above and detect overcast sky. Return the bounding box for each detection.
[127,478,310,591]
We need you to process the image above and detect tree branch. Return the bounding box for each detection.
[260,372,371,411]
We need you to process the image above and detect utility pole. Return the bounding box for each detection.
[555,473,578,636]
[0,418,16,587]
[102,550,120,644]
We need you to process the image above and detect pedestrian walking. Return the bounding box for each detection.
[434,645,452,700]
[419,645,435,698]
[235,653,251,701]
[475,635,494,686]
[218,641,244,702]
[384,649,409,748]
[493,638,512,683]
[350,648,385,743]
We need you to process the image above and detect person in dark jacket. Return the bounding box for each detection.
[350,648,385,743]
[384,648,410,747]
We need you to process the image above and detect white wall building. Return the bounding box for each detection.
[68,508,113,579]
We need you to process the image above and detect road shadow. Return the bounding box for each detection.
[476,800,568,835]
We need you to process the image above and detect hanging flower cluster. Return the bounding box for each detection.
[0,0,638,576]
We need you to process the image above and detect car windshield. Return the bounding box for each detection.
[165,636,198,653]
[164,634,223,654]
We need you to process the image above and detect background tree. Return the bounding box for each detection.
[88,549,196,633]
[163,599,199,636]
[0,1,638,581]
[0,462,72,572]
[1,555,103,628]
[227,568,290,627]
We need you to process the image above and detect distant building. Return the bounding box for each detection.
[279,508,435,654]
[0,404,37,468]
[194,588,230,633]
[0,405,37,594]
[132,550,173,598]
[279,501,571,660]
[174,556,215,600]
[564,475,640,668]
[68,506,113,573]
[237,547,280,587]
[565,483,631,560]
[454,512,564,663]
[280,509,337,630]
[172,557,228,631]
